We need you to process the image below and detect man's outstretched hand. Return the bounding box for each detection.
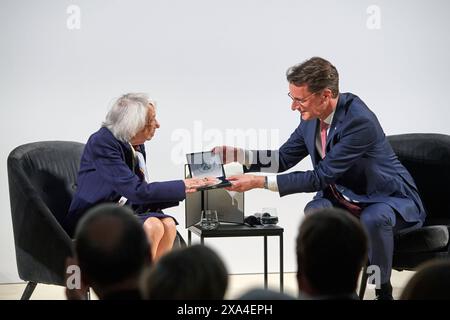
[226,174,265,193]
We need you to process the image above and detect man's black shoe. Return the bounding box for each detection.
[375,282,394,300]
[375,293,394,300]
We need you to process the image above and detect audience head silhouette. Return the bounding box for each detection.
[74,203,151,299]
[296,207,368,298]
[400,259,450,300]
[141,244,228,300]
[238,288,296,300]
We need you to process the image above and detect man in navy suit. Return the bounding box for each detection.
[214,57,425,299]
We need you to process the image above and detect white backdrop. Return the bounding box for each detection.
[1,0,449,284]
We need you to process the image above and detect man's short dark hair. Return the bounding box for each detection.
[74,204,151,286]
[286,57,339,98]
[141,245,228,300]
[400,259,450,300]
[296,208,368,296]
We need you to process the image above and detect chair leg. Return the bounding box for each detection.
[85,287,91,300]
[359,266,369,300]
[172,231,186,249]
[21,281,37,300]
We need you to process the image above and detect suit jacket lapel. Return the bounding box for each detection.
[139,144,146,161]
[326,93,347,150]
[121,141,135,171]
[304,119,320,165]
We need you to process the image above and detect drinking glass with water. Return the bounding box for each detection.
[199,209,220,230]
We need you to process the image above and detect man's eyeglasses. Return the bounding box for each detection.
[287,92,317,106]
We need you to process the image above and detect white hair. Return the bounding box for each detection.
[102,93,155,142]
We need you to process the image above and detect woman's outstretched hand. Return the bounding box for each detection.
[184,177,219,193]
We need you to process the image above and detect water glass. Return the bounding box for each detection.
[200,209,220,230]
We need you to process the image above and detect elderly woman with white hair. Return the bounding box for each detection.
[64,93,215,260]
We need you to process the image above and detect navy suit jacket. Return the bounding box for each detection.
[63,127,186,236]
[246,93,425,223]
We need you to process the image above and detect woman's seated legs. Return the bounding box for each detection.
[143,217,164,260]
[155,218,177,260]
[142,217,177,261]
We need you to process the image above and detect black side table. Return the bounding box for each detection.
[188,223,284,292]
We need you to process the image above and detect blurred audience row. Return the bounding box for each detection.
[65,203,450,300]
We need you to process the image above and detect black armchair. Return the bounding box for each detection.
[8,141,186,300]
[8,141,84,299]
[359,133,450,299]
